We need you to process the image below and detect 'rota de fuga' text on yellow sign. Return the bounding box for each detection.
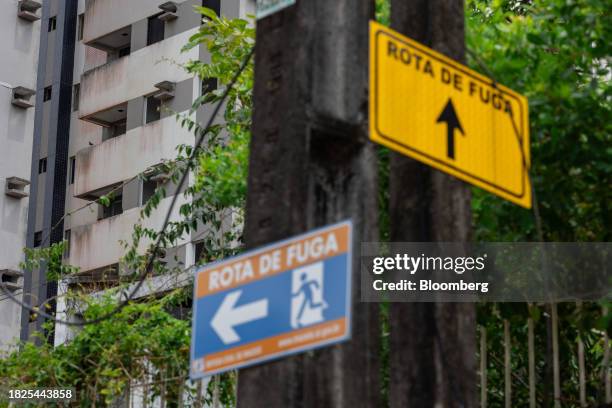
[369,21,531,208]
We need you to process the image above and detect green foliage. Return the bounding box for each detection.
[373,0,610,405]
[21,241,78,282]
[98,195,111,208]
[117,9,254,276]
[134,7,255,267]
[116,6,254,404]
[376,0,391,25]
[467,0,611,242]
[183,6,254,136]
[195,129,249,210]
[1,8,253,407]
[0,297,190,407]
[478,302,612,407]
[5,2,609,407]
[112,9,255,403]
[467,1,611,405]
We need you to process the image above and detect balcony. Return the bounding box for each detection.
[83,0,166,45]
[68,195,190,273]
[79,28,197,120]
[74,115,193,199]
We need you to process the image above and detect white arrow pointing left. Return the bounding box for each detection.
[211,290,269,345]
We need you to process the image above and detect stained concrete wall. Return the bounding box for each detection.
[84,0,202,49]
[54,0,251,347]
[74,113,194,197]
[69,195,190,272]
[79,28,198,119]
[83,0,163,45]
[0,0,41,352]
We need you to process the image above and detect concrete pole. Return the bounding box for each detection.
[237,1,381,407]
[388,1,476,407]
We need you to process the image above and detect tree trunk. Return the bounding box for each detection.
[237,1,380,407]
[388,1,477,407]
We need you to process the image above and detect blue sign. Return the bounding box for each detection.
[190,221,352,379]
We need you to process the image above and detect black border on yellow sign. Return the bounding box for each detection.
[373,29,529,200]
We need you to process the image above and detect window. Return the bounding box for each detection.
[33,231,42,247]
[63,229,71,258]
[69,156,76,185]
[147,14,165,46]
[38,157,47,174]
[201,78,217,96]
[103,117,127,141]
[111,120,127,137]
[202,0,221,16]
[101,193,123,219]
[141,179,157,206]
[77,14,84,40]
[43,86,52,102]
[145,95,161,124]
[194,241,205,264]
[48,16,57,32]
[118,46,131,58]
[72,84,80,111]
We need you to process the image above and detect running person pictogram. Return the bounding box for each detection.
[292,272,328,327]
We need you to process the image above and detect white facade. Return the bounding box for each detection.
[68,194,191,272]
[68,0,252,278]
[0,0,41,352]
[8,0,252,353]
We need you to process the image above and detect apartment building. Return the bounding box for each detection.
[0,0,41,351]
[20,0,254,344]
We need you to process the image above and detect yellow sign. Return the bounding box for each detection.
[369,21,531,208]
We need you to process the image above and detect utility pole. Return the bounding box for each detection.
[388,1,477,407]
[238,1,380,407]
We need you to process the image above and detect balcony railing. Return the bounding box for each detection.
[74,115,193,199]
[79,28,197,120]
[69,195,190,272]
[83,0,164,46]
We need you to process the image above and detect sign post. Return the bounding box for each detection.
[190,221,352,379]
[369,21,531,208]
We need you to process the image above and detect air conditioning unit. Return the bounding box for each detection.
[5,176,30,198]
[153,80,176,101]
[11,86,35,109]
[17,0,42,22]
[0,269,23,292]
[158,1,178,21]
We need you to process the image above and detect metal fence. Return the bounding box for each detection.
[480,304,611,408]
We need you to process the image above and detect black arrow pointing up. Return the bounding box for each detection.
[436,98,464,160]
